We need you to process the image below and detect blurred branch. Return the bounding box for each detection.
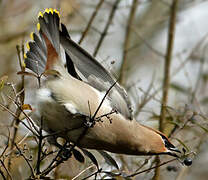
[93,0,120,57]
[36,118,43,175]
[79,0,105,44]
[14,143,35,178]
[0,160,12,180]
[135,73,155,116]
[119,0,138,85]
[7,45,26,172]
[155,0,179,179]
[160,0,178,132]
[191,45,207,103]
[0,31,27,44]
[4,93,39,135]
[127,27,165,58]
[0,168,6,180]
[134,52,190,119]
[176,132,206,180]
[126,158,177,178]
[72,164,96,180]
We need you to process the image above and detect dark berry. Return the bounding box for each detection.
[184,158,192,166]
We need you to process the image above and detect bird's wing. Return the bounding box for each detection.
[24,9,60,76]
[60,24,133,120]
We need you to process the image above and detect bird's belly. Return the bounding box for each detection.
[32,88,85,142]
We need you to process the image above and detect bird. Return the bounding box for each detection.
[23,8,181,157]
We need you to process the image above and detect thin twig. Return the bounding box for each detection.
[176,132,205,180]
[127,27,165,58]
[92,81,117,120]
[93,0,120,57]
[79,0,105,44]
[41,142,69,176]
[191,46,206,103]
[0,160,12,180]
[126,158,177,178]
[36,118,43,175]
[95,109,117,122]
[82,168,102,180]
[14,143,35,178]
[136,73,155,116]
[0,103,19,119]
[8,45,26,172]
[72,164,95,180]
[5,94,39,135]
[119,0,138,85]
[0,142,9,160]
[134,54,190,118]
[0,169,6,180]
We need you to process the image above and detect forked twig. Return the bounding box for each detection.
[92,81,117,120]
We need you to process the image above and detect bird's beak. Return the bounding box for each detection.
[168,147,181,154]
[166,146,182,158]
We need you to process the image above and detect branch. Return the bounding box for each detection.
[8,45,26,172]
[36,118,43,175]
[79,0,105,44]
[126,158,177,178]
[155,0,179,179]
[14,143,35,178]
[119,0,138,85]
[159,0,178,132]
[93,0,120,57]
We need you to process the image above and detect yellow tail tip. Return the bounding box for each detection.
[37,22,40,31]
[30,32,34,41]
[53,9,60,17]
[26,42,30,50]
[44,8,50,14]
[40,8,60,17]
[49,8,53,14]
[22,60,26,68]
[38,11,43,17]
[23,53,27,59]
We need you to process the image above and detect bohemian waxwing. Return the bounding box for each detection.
[24,9,181,157]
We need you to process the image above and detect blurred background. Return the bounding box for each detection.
[0,0,208,179]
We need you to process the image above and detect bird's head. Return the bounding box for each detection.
[158,133,181,157]
[138,125,181,157]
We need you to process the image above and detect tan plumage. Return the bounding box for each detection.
[24,9,181,158]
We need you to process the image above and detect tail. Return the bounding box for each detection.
[25,8,79,79]
[24,9,61,76]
